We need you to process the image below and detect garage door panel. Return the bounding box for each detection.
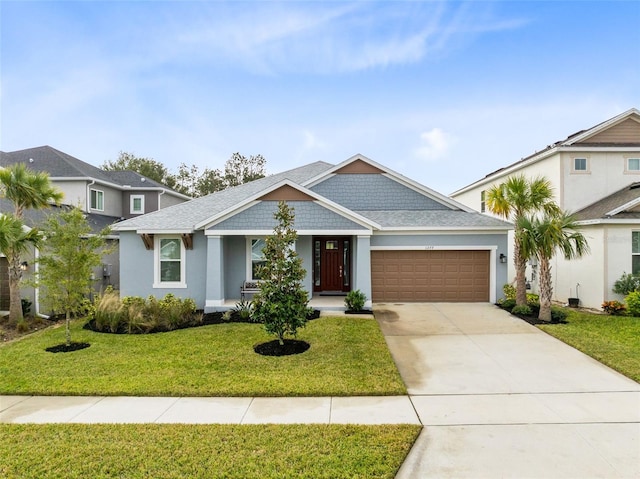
[371,250,490,302]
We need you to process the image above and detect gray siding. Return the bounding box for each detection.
[310,174,449,211]
[119,231,208,308]
[121,191,159,219]
[209,201,367,231]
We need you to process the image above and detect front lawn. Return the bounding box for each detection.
[537,309,640,382]
[0,316,406,396]
[0,423,421,479]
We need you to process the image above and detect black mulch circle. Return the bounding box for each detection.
[46,342,91,353]
[254,339,310,356]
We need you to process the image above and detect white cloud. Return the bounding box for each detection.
[414,128,453,161]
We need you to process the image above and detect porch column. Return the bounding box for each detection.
[356,235,372,308]
[205,235,224,312]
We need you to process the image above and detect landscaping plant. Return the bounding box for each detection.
[601,300,627,316]
[345,289,367,311]
[612,272,640,296]
[624,291,640,317]
[252,201,309,346]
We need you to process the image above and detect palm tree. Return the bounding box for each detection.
[0,163,63,321]
[517,212,590,321]
[0,215,42,323]
[486,174,560,306]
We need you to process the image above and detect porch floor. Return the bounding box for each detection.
[223,294,347,311]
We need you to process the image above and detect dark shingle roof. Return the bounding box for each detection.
[574,183,640,221]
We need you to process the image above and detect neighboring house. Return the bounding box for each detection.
[451,108,640,309]
[0,145,190,312]
[113,154,511,311]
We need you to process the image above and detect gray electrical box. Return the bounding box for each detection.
[102,264,112,277]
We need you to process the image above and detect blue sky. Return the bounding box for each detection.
[1,1,639,194]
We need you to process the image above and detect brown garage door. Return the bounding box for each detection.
[371,250,489,302]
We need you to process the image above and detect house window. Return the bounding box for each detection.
[633,232,640,275]
[627,158,640,172]
[90,189,104,211]
[251,238,267,280]
[130,195,145,214]
[154,236,186,288]
[573,158,588,172]
[480,190,486,213]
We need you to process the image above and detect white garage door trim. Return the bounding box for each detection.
[370,245,497,303]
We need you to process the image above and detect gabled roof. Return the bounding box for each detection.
[451,108,640,196]
[0,146,189,198]
[113,161,334,232]
[305,153,475,213]
[574,182,640,223]
[113,156,511,234]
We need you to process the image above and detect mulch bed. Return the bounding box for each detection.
[253,339,310,356]
[45,342,91,353]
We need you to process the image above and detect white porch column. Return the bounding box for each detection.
[205,235,224,312]
[356,235,372,307]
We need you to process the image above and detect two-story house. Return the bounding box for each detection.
[451,108,640,309]
[0,145,190,313]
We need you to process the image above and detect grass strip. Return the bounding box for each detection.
[0,423,421,479]
[0,316,406,396]
[538,310,640,382]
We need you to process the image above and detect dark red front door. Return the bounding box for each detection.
[314,237,350,293]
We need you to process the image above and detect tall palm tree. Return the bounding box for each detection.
[517,212,590,321]
[486,174,560,306]
[0,215,42,323]
[0,163,63,321]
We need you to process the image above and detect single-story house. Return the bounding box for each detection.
[113,155,511,310]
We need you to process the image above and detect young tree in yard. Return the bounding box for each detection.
[517,212,589,321]
[0,163,63,322]
[37,207,111,347]
[486,174,560,307]
[252,201,308,346]
[0,215,42,326]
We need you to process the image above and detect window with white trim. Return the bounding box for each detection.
[250,238,267,280]
[573,158,588,172]
[633,232,640,275]
[480,190,486,213]
[130,195,145,214]
[154,236,186,288]
[627,158,640,172]
[90,189,104,211]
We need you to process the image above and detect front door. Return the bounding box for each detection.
[314,237,351,293]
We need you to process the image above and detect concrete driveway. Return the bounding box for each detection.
[375,303,640,479]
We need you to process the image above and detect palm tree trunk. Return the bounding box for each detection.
[7,252,23,323]
[538,257,552,322]
[514,241,528,306]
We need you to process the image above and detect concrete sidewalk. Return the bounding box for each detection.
[0,394,420,425]
[377,303,640,479]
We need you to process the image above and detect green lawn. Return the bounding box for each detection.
[0,316,406,396]
[0,423,421,479]
[538,310,640,382]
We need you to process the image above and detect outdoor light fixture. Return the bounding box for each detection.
[499,254,507,264]
[20,261,29,271]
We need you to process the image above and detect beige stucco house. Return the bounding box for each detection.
[451,108,640,309]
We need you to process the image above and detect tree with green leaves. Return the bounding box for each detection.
[102,152,177,190]
[0,215,42,326]
[252,201,308,346]
[37,207,111,347]
[0,163,63,322]
[223,152,266,188]
[486,174,560,306]
[517,212,590,321]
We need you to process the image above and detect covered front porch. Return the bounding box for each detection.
[220,293,350,312]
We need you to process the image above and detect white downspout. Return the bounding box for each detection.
[86,180,96,212]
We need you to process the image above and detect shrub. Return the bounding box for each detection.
[511,304,532,316]
[527,301,541,317]
[499,298,516,311]
[613,272,640,296]
[503,284,516,300]
[345,290,367,311]
[232,299,255,322]
[601,300,626,316]
[625,291,640,317]
[93,288,125,333]
[526,293,539,304]
[550,307,568,322]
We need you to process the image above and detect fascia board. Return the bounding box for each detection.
[135,229,194,234]
[577,218,640,226]
[375,226,512,233]
[205,229,371,236]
